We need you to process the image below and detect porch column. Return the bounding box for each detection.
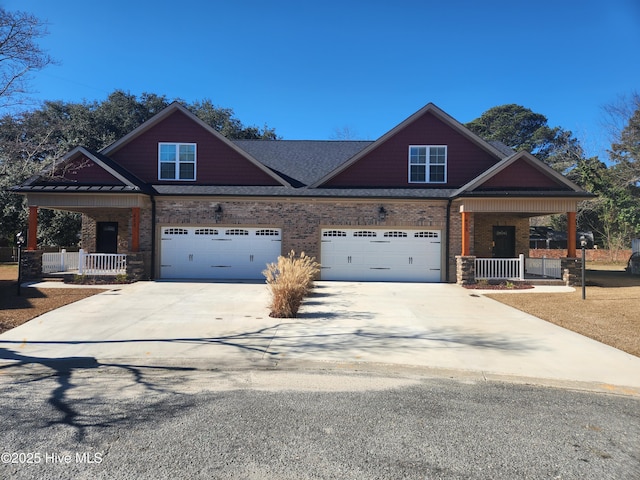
[131,207,140,253]
[567,211,576,258]
[27,206,38,251]
[461,211,471,256]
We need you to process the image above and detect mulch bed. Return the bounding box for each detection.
[64,275,132,285]
[463,281,534,290]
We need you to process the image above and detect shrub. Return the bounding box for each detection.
[263,250,320,318]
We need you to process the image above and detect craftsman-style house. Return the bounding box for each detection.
[14,102,591,282]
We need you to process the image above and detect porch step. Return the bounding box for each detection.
[40,273,75,282]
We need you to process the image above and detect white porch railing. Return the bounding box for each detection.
[78,250,127,275]
[525,257,562,279]
[475,254,525,280]
[42,249,127,276]
[42,249,80,273]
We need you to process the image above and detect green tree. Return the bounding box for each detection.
[573,157,640,254]
[0,91,278,245]
[466,104,584,173]
[189,99,278,139]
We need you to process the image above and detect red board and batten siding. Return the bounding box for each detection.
[321,111,500,188]
[478,161,570,190]
[109,110,281,186]
[45,155,124,185]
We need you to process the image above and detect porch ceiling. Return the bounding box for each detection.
[23,192,150,209]
[456,196,583,214]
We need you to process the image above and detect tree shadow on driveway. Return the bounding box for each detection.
[0,320,543,442]
[0,347,197,442]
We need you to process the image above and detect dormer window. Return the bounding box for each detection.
[409,145,446,183]
[159,143,196,180]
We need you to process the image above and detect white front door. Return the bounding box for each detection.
[320,228,442,282]
[160,227,281,279]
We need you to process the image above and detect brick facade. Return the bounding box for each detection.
[156,197,449,255]
[154,197,451,279]
[80,201,153,254]
[77,198,591,283]
[473,213,530,258]
[530,248,633,263]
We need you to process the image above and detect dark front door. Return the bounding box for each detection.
[493,226,515,258]
[96,222,118,253]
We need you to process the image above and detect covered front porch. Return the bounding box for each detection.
[19,192,152,281]
[455,196,584,286]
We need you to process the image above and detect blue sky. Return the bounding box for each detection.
[5,0,640,157]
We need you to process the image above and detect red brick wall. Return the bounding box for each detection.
[155,197,450,279]
[529,248,633,262]
[80,205,153,254]
[473,213,529,257]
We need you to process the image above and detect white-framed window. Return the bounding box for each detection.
[159,143,196,181]
[409,145,447,183]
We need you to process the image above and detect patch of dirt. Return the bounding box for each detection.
[486,266,640,358]
[0,264,103,334]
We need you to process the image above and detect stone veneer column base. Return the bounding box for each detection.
[21,250,43,280]
[456,255,476,285]
[126,252,151,281]
[562,257,583,286]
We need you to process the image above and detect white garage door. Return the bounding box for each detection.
[320,228,442,282]
[160,227,281,279]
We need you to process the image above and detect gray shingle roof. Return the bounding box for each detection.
[486,140,515,157]
[232,140,372,186]
[152,184,456,198]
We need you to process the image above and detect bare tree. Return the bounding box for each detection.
[330,125,361,140]
[602,91,640,186]
[0,7,53,109]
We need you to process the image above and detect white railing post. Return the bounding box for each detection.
[519,254,525,280]
[60,248,66,272]
[78,249,85,275]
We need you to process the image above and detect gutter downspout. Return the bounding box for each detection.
[150,194,156,280]
[445,198,452,282]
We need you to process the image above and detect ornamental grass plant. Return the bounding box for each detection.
[263,251,320,318]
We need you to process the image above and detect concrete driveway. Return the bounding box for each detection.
[1,281,639,392]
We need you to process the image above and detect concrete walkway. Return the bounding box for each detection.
[1,281,639,393]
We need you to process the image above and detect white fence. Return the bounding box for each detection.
[475,255,525,281]
[525,257,562,279]
[633,239,640,255]
[42,249,80,273]
[78,250,127,275]
[42,249,127,276]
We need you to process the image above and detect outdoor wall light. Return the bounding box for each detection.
[378,206,387,221]
[214,204,223,222]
